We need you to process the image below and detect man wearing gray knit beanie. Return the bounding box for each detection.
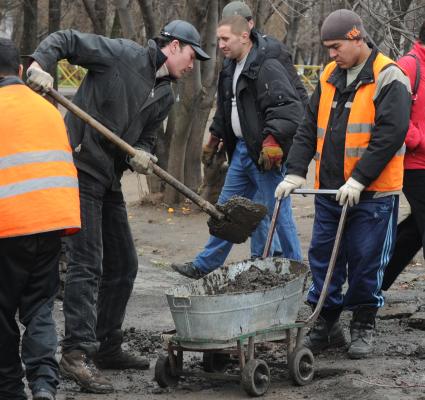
[275,9,411,359]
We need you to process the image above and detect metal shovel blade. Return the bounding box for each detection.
[207,196,268,244]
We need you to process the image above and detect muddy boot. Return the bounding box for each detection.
[304,307,347,353]
[60,350,114,394]
[94,330,150,370]
[348,307,377,359]
[171,262,207,279]
[33,389,55,400]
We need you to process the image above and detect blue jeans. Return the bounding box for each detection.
[62,171,138,355]
[307,194,398,310]
[194,140,302,273]
[250,191,283,258]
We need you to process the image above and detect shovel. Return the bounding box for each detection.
[47,88,267,244]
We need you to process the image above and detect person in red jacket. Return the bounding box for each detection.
[382,21,425,290]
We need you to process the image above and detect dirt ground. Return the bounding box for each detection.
[50,169,425,400]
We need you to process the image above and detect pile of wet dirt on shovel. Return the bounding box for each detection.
[214,265,296,294]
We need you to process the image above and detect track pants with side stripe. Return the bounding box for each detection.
[307,194,398,310]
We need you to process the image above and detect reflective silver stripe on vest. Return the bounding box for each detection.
[345,102,353,109]
[331,101,337,108]
[347,123,374,133]
[317,128,326,138]
[0,151,73,171]
[0,176,78,199]
[397,144,406,156]
[346,145,405,159]
[346,147,366,158]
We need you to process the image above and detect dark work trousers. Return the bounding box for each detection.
[62,170,138,355]
[382,170,425,290]
[307,194,398,311]
[0,232,60,400]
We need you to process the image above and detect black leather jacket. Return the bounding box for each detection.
[32,29,174,188]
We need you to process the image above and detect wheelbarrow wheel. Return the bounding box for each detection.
[241,359,270,397]
[154,354,179,388]
[288,347,314,386]
[203,352,231,372]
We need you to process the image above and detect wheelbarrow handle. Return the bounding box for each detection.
[262,198,281,258]
[293,189,338,195]
[305,201,349,326]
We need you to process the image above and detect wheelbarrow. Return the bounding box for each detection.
[155,189,348,396]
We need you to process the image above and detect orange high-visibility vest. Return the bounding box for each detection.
[315,53,405,191]
[0,84,81,238]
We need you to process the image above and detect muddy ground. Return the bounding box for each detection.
[46,169,425,400]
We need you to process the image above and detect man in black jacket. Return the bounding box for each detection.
[26,20,209,393]
[210,0,309,259]
[172,15,303,279]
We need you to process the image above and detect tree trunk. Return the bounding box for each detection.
[163,0,215,204]
[137,0,158,42]
[20,0,38,71]
[81,0,107,35]
[48,0,61,87]
[114,0,137,40]
[389,0,413,58]
[252,0,268,32]
[184,0,219,192]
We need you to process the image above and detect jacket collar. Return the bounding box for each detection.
[241,30,268,79]
[0,76,24,88]
[327,45,378,91]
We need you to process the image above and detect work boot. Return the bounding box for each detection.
[60,350,114,394]
[348,307,377,359]
[171,262,207,279]
[304,306,347,353]
[94,330,150,370]
[33,389,55,400]
[304,316,347,353]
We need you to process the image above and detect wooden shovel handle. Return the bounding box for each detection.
[47,88,224,221]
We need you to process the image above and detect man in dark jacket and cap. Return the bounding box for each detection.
[26,20,209,393]
[172,15,303,278]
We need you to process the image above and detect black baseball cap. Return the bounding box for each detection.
[160,20,210,61]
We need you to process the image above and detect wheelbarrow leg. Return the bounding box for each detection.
[237,339,246,370]
[247,337,255,361]
[296,327,306,348]
[167,342,177,374]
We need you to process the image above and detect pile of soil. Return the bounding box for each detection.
[214,265,297,294]
[207,196,267,244]
[123,328,163,356]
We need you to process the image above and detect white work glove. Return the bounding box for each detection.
[26,64,54,93]
[336,177,365,206]
[129,149,158,175]
[274,174,306,199]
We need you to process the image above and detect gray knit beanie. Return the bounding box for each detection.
[321,9,367,41]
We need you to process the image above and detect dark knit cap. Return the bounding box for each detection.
[321,9,367,41]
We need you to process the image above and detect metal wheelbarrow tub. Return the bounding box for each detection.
[166,257,308,349]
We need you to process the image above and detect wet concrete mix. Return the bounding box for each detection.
[214,265,297,294]
[207,196,267,244]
